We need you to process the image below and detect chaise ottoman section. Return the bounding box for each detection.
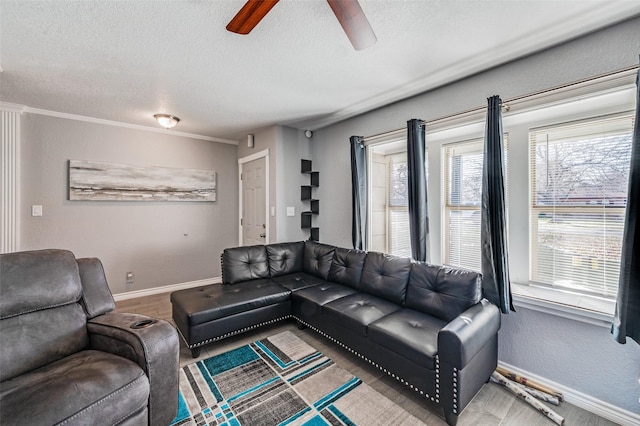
[171,279,291,357]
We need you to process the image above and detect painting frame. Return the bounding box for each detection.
[68,160,217,202]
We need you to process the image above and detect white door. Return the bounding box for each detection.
[241,157,267,246]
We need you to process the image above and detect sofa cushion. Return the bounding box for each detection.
[271,272,325,291]
[368,309,447,370]
[266,242,304,277]
[303,241,335,279]
[292,282,357,319]
[0,350,149,425]
[406,262,482,321]
[323,293,401,336]
[327,247,366,289]
[222,245,270,284]
[359,251,412,304]
[170,280,290,326]
[1,304,89,382]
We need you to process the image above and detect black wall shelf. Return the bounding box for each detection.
[301,159,319,241]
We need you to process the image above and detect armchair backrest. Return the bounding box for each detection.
[0,249,89,381]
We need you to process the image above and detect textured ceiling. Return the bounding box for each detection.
[1,0,639,142]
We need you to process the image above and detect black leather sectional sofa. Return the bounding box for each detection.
[171,240,501,425]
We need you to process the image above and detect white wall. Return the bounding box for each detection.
[310,17,640,417]
[19,114,239,294]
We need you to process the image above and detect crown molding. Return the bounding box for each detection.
[0,102,26,114]
[0,102,238,145]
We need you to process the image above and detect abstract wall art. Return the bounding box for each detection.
[68,160,217,202]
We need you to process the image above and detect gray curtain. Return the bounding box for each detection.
[407,119,430,262]
[481,96,514,314]
[350,136,367,250]
[612,62,640,345]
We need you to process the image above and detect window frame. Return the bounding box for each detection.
[366,136,408,256]
[363,68,637,322]
[442,136,508,271]
[365,136,427,258]
[528,112,634,300]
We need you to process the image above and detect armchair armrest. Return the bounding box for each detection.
[88,312,180,426]
[438,299,500,369]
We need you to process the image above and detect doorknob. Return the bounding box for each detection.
[260,233,266,238]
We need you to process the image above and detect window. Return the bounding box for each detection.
[362,69,636,317]
[443,137,508,271]
[387,152,411,257]
[369,140,427,257]
[529,113,633,299]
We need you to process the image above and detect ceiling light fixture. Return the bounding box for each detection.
[154,114,180,129]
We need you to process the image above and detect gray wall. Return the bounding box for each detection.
[310,17,640,415]
[238,125,312,243]
[276,126,312,242]
[500,306,639,413]
[20,114,239,294]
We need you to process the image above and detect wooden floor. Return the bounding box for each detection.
[116,292,619,426]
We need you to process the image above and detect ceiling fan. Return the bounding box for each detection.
[226,0,377,51]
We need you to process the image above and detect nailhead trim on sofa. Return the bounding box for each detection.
[180,314,448,406]
[293,317,440,404]
[182,315,294,349]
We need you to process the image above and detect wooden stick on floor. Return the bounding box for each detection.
[490,376,560,406]
[491,371,565,426]
[496,366,564,401]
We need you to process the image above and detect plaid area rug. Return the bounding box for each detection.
[170,330,426,426]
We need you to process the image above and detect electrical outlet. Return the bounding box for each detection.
[126,272,134,289]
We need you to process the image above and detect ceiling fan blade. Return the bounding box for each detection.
[226,0,280,35]
[326,0,377,50]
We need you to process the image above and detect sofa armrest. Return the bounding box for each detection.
[437,299,500,369]
[87,312,180,426]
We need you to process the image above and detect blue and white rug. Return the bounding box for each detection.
[170,330,426,426]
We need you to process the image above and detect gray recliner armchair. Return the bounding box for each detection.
[0,249,179,425]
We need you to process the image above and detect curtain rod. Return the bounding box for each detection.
[362,65,638,143]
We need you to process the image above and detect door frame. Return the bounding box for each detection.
[238,149,270,246]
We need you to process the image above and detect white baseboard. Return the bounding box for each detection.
[113,277,221,301]
[498,361,640,426]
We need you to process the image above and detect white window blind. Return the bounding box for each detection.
[444,137,508,271]
[387,153,411,257]
[529,113,633,299]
